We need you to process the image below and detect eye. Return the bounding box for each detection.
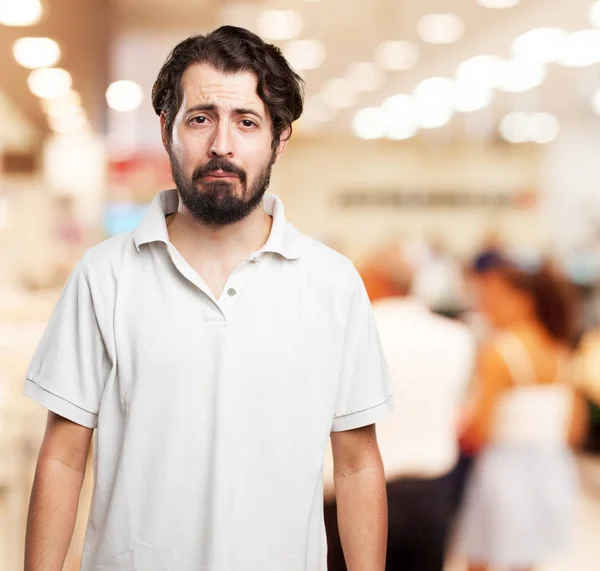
[190,116,207,125]
[241,119,257,128]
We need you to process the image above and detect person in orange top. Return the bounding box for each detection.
[359,244,401,302]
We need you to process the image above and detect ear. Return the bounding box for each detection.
[273,126,292,163]
[160,112,169,153]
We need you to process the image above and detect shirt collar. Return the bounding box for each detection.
[133,189,303,260]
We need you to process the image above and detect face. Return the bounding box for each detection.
[162,63,289,226]
[474,270,534,329]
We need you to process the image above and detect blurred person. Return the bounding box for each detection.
[478,229,505,258]
[359,246,398,302]
[23,27,391,571]
[457,253,588,571]
[411,236,464,314]
[325,243,475,571]
[462,243,516,344]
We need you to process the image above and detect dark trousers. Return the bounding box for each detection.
[324,473,454,571]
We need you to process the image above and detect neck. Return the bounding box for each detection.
[167,202,272,263]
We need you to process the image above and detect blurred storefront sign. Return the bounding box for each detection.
[338,188,537,209]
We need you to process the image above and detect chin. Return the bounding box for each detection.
[196,180,238,194]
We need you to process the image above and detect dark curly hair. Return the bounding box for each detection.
[152,26,305,149]
[473,252,578,345]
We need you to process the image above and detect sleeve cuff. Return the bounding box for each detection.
[23,378,98,429]
[331,396,393,432]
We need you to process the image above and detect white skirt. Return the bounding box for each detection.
[456,444,578,568]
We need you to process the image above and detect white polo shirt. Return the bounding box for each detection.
[24,190,392,571]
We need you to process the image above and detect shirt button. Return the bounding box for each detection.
[227,288,237,297]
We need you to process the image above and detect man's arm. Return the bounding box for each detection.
[330,424,387,571]
[25,411,93,571]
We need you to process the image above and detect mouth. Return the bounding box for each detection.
[200,170,239,180]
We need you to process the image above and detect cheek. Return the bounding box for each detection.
[171,134,203,175]
[478,287,502,316]
[479,293,496,316]
[238,133,273,162]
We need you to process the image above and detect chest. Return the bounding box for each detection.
[185,255,249,300]
[109,261,346,437]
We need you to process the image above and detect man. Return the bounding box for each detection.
[325,242,474,571]
[411,237,464,316]
[23,27,391,571]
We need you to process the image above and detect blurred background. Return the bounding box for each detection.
[2,0,600,570]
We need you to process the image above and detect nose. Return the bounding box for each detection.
[209,121,234,158]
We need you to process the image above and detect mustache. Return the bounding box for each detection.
[193,158,247,184]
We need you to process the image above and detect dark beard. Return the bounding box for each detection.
[168,152,276,226]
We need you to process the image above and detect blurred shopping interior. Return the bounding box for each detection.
[3,0,600,569]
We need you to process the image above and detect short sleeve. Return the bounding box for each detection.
[23,260,110,428]
[331,270,393,432]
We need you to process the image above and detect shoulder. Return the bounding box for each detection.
[477,337,512,384]
[373,302,475,354]
[294,232,361,287]
[79,231,136,283]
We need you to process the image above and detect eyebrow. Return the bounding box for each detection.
[185,103,264,121]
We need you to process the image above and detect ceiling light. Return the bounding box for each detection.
[512,28,568,64]
[382,94,413,115]
[418,13,464,45]
[40,89,81,115]
[257,10,303,41]
[28,68,73,99]
[0,0,42,26]
[13,37,61,69]
[455,55,503,89]
[417,107,454,129]
[352,107,386,140]
[589,1,600,28]
[454,83,493,113]
[498,111,558,144]
[500,112,529,143]
[530,112,559,143]
[41,90,81,116]
[320,77,360,109]
[413,77,456,108]
[374,41,419,71]
[477,0,520,7]
[48,114,90,136]
[345,62,385,92]
[283,39,326,71]
[387,123,419,140]
[381,95,419,140]
[558,29,600,67]
[497,58,546,92]
[412,79,455,128]
[106,80,144,112]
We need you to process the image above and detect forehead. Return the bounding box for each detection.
[180,63,264,111]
